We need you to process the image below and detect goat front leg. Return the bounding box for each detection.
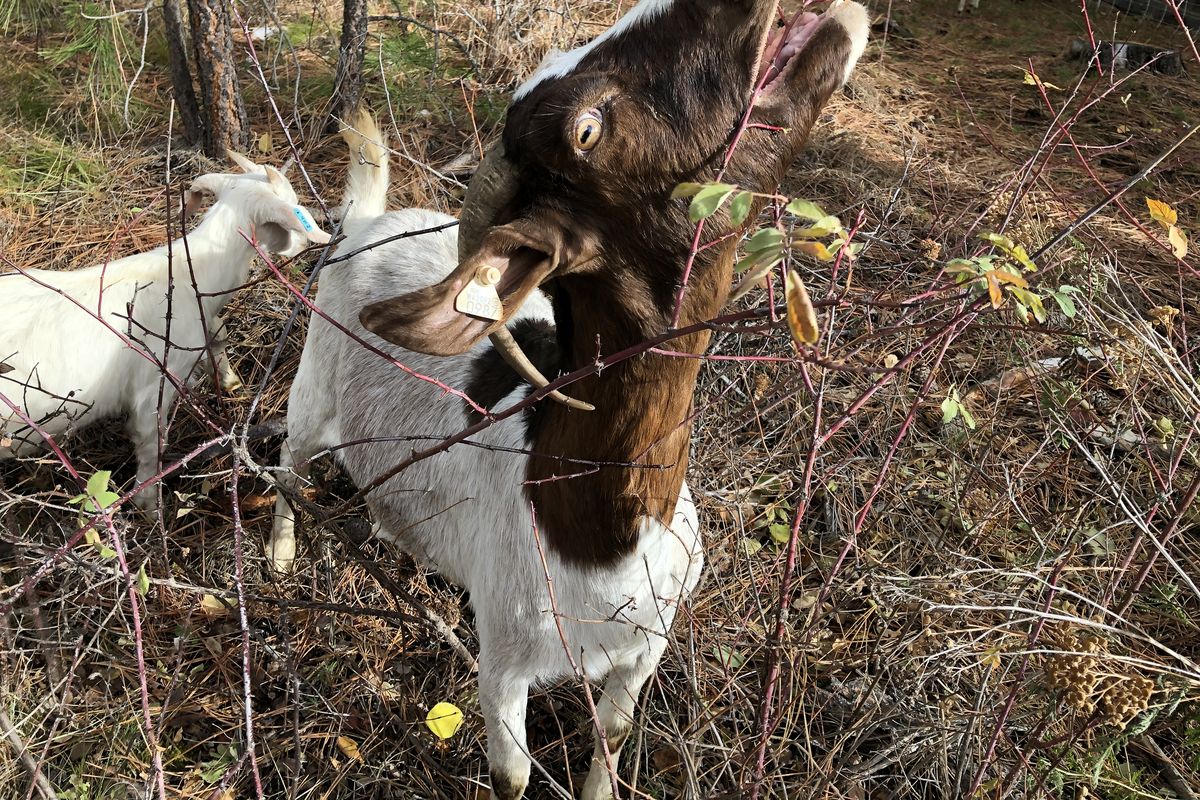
[479,661,531,800]
[580,646,665,800]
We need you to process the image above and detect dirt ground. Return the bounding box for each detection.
[2,0,1199,798]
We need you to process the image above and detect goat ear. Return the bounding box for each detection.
[182,174,223,219]
[260,200,331,245]
[227,150,264,174]
[263,165,291,192]
[360,225,559,357]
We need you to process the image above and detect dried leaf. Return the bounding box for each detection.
[199,594,232,616]
[257,131,272,153]
[1146,197,1177,227]
[784,270,820,345]
[426,702,464,740]
[1168,225,1188,258]
[336,735,363,762]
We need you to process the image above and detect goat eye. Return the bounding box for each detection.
[572,110,603,152]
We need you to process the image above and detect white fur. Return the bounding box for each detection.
[0,160,327,508]
[514,0,676,100]
[270,126,702,800]
[957,0,980,12]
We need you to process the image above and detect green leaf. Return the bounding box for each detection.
[69,470,120,515]
[785,198,825,222]
[86,470,111,499]
[941,395,959,424]
[98,545,116,560]
[768,522,791,544]
[745,226,784,254]
[959,405,977,430]
[1051,291,1077,318]
[671,182,705,200]
[728,191,753,226]
[137,562,150,596]
[688,182,736,222]
[711,645,747,670]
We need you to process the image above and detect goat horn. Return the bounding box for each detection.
[459,141,518,260]
[488,328,595,412]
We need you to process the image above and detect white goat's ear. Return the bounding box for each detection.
[182,174,223,219]
[258,199,331,247]
[263,165,291,193]
[226,150,264,174]
[279,156,296,177]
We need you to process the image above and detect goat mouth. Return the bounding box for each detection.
[755,5,826,95]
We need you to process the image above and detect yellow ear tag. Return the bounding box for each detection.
[454,266,504,321]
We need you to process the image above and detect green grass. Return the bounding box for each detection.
[0,129,103,204]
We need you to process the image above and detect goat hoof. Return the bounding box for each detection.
[489,774,527,800]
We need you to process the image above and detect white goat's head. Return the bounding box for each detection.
[184,152,330,257]
[361,0,869,366]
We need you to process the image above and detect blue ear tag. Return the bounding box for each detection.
[291,206,317,233]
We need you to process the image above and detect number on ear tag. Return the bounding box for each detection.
[291,206,317,233]
[454,266,504,321]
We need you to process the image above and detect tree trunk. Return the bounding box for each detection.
[186,0,248,157]
[161,0,203,144]
[328,0,369,129]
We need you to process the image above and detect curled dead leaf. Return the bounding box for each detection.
[336,735,363,762]
[784,270,819,345]
[199,594,232,616]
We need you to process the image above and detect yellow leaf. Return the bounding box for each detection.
[985,272,1004,309]
[257,131,272,154]
[1146,197,1177,228]
[199,594,232,616]
[991,269,1029,288]
[784,270,819,345]
[425,702,464,740]
[336,735,363,762]
[1168,225,1188,258]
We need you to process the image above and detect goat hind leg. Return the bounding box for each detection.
[127,387,173,511]
[212,316,243,393]
[269,438,314,572]
[580,647,665,800]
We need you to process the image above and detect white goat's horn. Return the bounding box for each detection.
[488,328,595,412]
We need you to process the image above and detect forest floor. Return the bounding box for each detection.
[2,0,1200,798]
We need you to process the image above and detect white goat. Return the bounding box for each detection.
[0,154,329,508]
[272,0,868,796]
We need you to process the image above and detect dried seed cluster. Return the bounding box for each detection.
[1043,629,1153,728]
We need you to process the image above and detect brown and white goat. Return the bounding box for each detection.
[271,1,868,797]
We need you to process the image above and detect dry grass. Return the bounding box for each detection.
[3,0,1200,798]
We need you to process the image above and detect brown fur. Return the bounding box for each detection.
[363,1,860,567]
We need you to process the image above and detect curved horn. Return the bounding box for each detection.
[458,140,518,260]
[488,328,595,412]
